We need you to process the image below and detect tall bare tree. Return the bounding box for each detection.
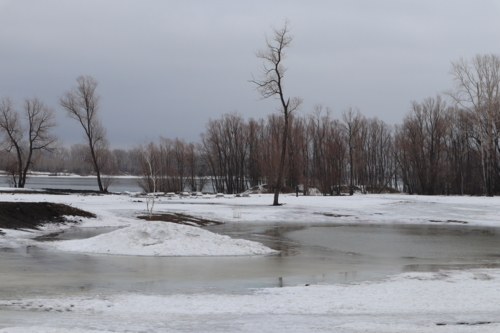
[449,54,500,196]
[0,97,57,188]
[60,75,111,192]
[251,20,302,205]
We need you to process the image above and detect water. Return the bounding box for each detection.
[0,175,142,192]
[1,223,500,299]
[0,176,216,193]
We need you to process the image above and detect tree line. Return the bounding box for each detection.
[1,26,500,196]
[137,92,499,197]
[4,85,500,197]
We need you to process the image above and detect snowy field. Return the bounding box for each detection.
[2,189,500,332]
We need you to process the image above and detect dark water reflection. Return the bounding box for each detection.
[1,223,500,298]
[284,224,500,260]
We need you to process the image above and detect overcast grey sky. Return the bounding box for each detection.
[1,0,500,148]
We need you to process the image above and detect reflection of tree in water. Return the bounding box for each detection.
[343,223,499,238]
[205,224,304,257]
[260,225,305,257]
[403,263,500,273]
[393,224,498,237]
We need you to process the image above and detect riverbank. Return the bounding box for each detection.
[3,189,500,259]
[0,201,95,230]
[4,189,500,252]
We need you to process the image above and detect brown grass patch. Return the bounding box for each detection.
[137,212,222,226]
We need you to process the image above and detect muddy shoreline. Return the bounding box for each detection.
[0,202,96,230]
[0,189,221,232]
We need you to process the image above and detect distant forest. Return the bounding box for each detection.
[2,54,500,196]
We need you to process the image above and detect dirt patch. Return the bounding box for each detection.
[42,188,105,195]
[314,212,352,218]
[429,219,468,224]
[0,202,96,230]
[137,212,222,226]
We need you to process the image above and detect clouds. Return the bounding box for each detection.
[1,1,500,147]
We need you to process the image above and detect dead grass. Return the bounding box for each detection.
[137,212,222,226]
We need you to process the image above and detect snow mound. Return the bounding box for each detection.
[45,222,278,256]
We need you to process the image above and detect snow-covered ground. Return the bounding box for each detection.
[2,189,500,332]
[1,268,500,332]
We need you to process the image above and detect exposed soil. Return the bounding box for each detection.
[137,212,222,226]
[315,212,353,218]
[0,202,96,230]
[42,188,105,195]
[429,219,468,224]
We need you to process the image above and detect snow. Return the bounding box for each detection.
[7,190,500,256]
[3,187,500,228]
[2,189,500,331]
[45,222,277,256]
[1,269,500,332]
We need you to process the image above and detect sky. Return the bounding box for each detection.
[1,0,500,149]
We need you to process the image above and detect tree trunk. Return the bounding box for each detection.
[273,112,289,206]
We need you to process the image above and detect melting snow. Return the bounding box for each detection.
[44,221,277,256]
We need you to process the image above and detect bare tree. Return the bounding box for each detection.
[158,136,185,193]
[172,138,187,192]
[0,97,57,188]
[200,113,249,194]
[395,96,448,195]
[251,19,302,205]
[185,142,197,191]
[287,114,308,191]
[342,108,365,195]
[448,54,500,196]
[60,75,111,192]
[247,118,265,187]
[259,114,284,192]
[137,141,162,216]
[113,148,135,174]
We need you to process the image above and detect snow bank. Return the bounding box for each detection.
[102,268,500,316]
[44,221,278,256]
[2,269,500,332]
